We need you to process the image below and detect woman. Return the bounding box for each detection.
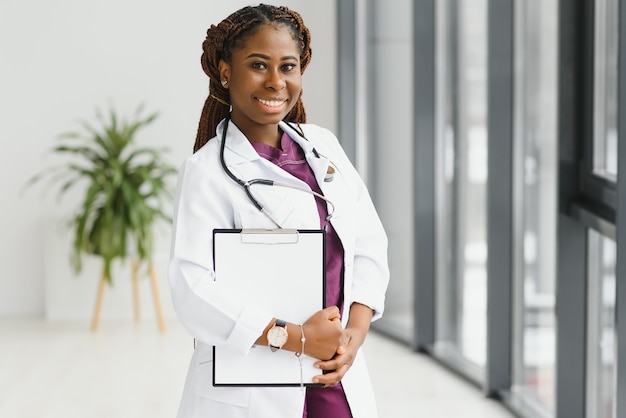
[168,4,389,418]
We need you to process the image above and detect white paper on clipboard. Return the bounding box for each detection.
[212,228,326,386]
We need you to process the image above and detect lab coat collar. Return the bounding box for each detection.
[278,121,315,155]
[215,118,262,167]
[216,118,328,178]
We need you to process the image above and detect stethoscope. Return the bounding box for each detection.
[219,116,337,229]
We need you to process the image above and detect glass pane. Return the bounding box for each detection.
[593,0,619,180]
[586,230,617,418]
[511,0,558,414]
[368,0,415,341]
[435,0,457,346]
[435,0,488,370]
[457,0,488,366]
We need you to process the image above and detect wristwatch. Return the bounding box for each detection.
[267,319,288,352]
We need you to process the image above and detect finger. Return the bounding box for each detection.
[312,373,339,386]
[314,358,339,371]
[314,352,351,373]
[317,351,356,377]
[313,365,349,387]
[325,306,341,320]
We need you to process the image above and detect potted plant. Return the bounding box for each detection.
[29,104,176,330]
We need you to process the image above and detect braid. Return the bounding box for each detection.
[193,4,313,153]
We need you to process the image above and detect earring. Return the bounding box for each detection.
[221,80,228,87]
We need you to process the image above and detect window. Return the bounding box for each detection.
[350,0,416,342]
[511,0,558,414]
[592,0,619,181]
[435,0,488,374]
[586,230,617,418]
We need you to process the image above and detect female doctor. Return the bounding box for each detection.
[168,5,389,418]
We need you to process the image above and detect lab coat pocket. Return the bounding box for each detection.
[192,346,251,408]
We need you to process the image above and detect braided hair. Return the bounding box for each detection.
[193,4,313,153]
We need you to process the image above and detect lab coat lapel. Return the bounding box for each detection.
[220,120,329,187]
[218,119,320,228]
[279,121,330,187]
[280,122,346,218]
[220,119,310,187]
[216,119,263,168]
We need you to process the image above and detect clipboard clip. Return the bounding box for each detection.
[240,229,300,244]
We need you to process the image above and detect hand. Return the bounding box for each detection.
[311,302,373,387]
[302,306,343,361]
[311,328,359,387]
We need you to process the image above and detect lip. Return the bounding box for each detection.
[255,97,288,111]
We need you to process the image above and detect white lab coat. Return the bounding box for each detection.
[168,119,389,418]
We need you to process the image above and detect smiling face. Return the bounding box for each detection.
[219,23,302,146]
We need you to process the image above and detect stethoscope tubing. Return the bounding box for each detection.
[219,116,335,228]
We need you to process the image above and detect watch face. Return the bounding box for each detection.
[267,326,288,348]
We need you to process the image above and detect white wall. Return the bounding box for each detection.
[0,0,337,317]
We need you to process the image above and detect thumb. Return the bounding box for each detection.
[325,306,341,321]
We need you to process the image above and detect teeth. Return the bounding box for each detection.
[258,98,285,107]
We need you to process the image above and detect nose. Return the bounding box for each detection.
[265,68,286,90]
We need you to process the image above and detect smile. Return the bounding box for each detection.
[256,98,287,108]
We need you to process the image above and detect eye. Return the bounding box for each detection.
[251,62,267,70]
[282,63,298,72]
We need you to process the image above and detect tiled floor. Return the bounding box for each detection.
[0,318,516,418]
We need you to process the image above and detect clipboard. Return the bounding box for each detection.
[212,228,326,386]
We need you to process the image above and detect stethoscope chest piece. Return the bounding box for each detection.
[324,166,335,182]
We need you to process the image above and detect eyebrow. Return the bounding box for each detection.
[245,53,299,61]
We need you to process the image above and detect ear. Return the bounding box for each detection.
[219,60,230,87]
